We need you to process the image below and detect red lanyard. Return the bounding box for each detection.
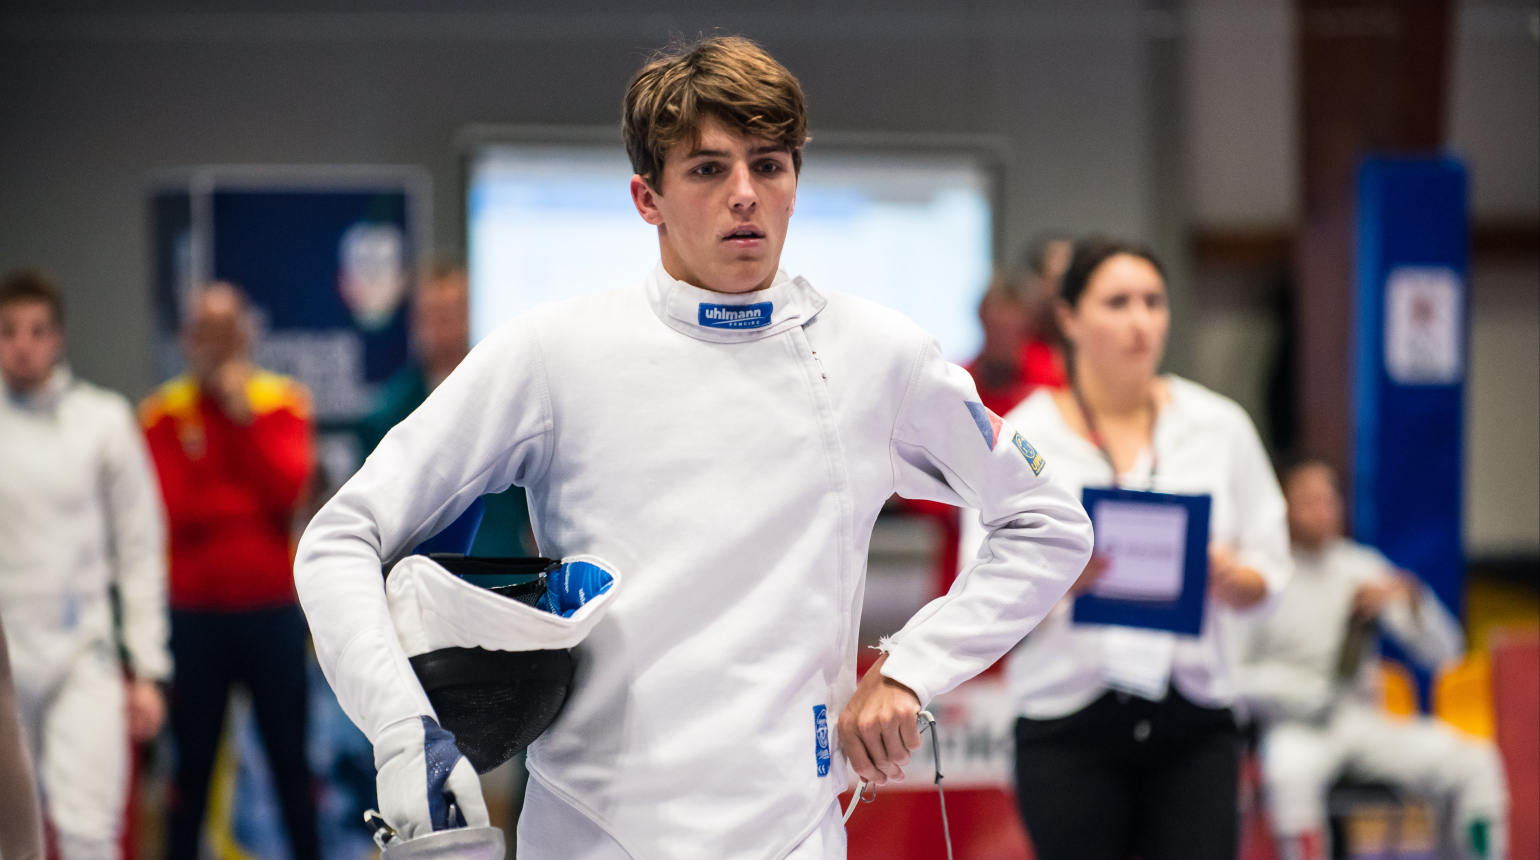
[1071,383,1159,490]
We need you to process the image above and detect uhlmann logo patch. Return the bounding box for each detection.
[698,301,773,330]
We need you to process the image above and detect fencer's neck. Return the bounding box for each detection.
[1074,361,1156,421]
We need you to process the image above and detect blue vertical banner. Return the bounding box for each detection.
[1353,157,1469,621]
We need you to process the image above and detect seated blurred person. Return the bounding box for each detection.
[139,283,319,860]
[358,262,532,556]
[0,269,168,860]
[1237,457,1507,860]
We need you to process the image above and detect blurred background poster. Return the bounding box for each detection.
[151,166,430,485]
[149,167,430,860]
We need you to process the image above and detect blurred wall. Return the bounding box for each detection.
[0,0,1534,556]
[1448,1,1540,558]
[0,1,1164,400]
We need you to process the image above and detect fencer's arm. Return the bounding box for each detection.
[103,396,172,682]
[295,317,554,741]
[878,339,1093,706]
[1378,572,1465,670]
[1221,410,1293,614]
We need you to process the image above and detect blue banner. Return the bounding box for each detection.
[1352,157,1468,613]
[1353,157,1468,706]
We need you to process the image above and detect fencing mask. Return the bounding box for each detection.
[386,553,619,773]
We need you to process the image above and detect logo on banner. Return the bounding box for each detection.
[1013,432,1046,476]
[338,221,408,331]
[966,401,1003,450]
[1384,266,1462,385]
[699,302,772,330]
[813,705,831,777]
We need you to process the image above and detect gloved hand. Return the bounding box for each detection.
[536,560,615,618]
[374,715,490,841]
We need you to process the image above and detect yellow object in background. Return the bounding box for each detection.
[1379,659,1420,719]
[1434,654,1496,739]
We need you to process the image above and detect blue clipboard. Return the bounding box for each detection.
[1071,487,1212,636]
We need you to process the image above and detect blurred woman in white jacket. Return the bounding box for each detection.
[962,237,1292,860]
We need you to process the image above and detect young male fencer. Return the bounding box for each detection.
[0,270,170,860]
[296,36,1093,860]
[1236,459,1508,860]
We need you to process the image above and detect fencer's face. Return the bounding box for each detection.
[978,290,1028,349]
[0,300,64,393]
[413,275,470,371]
[1059,254,1169,382]
[1285,464,1343,548]
[182,286,250,381]
[630,116,797,294]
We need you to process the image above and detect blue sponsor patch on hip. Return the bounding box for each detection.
[699,301,773,329]
[813,704,831,777]
[1013,431,1046,476]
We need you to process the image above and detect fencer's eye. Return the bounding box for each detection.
[1107,294,1130,310]
[693,162,722,177]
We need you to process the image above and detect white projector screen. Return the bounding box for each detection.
[467,141,995,361]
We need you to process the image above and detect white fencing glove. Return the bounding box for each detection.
[374,714,490,840]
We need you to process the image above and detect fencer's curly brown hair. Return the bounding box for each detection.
[623,36,809,192]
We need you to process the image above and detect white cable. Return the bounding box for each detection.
[840,709,955,860]
[841,779,868,824]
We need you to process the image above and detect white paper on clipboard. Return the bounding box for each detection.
[1090,500,1188,602]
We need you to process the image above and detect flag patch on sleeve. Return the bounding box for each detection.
[1012,432,1046,475]
[966,401,1004,450]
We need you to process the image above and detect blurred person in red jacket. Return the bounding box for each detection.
[964,235,1072,419]
[140,282,319,860]
[1018,232,1073,389]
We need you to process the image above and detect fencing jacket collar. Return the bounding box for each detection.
[3,364,71,413]
[646,262,827,344]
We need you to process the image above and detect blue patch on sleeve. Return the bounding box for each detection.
[699,301,772,330]
[421,716,468,831]
[536,560,615,618]
[1012,431,1046,476]
[813,704,831,777]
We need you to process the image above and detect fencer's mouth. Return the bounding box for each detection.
[722,225,765,241]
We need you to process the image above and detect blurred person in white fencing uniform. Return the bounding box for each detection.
[295,36,1092,860]
[1235,457,1508,860]
[958,237,1293,860]
[0,269,170,860]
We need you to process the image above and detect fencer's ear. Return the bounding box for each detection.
[630,175,666,227]
[1056,299,1078,348]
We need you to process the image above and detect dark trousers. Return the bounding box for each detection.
[168,605,319,860]
[1014,689,1241,860]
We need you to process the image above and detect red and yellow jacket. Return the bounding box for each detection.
[140,371,314,612]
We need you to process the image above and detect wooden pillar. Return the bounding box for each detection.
[1293,0,1454,479]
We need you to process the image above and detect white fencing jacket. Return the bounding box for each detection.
[0,367,170,686]
[1234,538,1463,724]
[295,264,1092,859]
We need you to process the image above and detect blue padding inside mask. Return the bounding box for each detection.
[535,560,614,618]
